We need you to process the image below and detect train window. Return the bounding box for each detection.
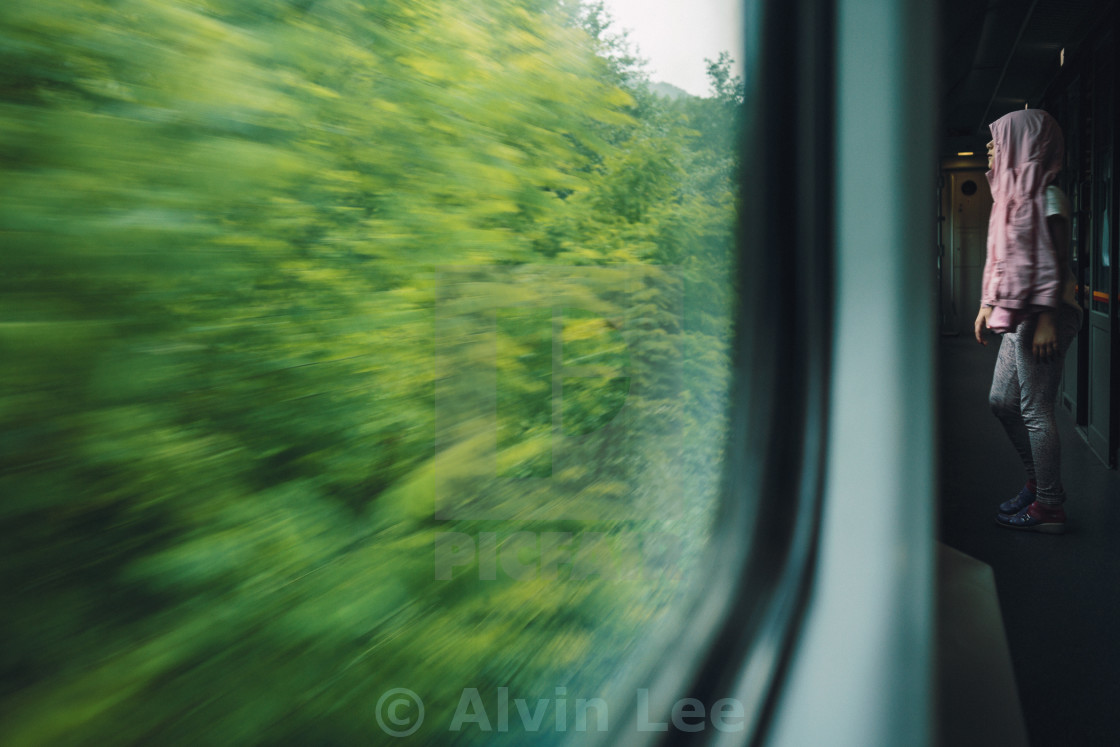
[0,0,812,745]
[961,180,978,196]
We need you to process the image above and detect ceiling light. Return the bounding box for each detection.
[957,152,974,156]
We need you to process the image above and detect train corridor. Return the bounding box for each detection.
[937,333,1120,747]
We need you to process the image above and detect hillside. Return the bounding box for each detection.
[649,80,694,100]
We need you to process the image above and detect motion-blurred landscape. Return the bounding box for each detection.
[0,0,740,743]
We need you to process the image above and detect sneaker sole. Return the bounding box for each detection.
[994,515,1066,534]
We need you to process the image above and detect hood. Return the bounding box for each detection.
[987,108,1064,201]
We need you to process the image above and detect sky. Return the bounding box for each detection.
[598,0,744,97]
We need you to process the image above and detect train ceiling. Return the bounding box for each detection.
[939,0,1111,156]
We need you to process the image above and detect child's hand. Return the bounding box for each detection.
[1032,311,1058,362]
[974,306,993,345]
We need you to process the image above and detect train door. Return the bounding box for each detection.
[940,164,991,337]
[1086,34,1116,466]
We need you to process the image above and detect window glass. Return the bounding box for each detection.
[0,0,742,743]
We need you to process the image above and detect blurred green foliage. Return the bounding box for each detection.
[0,0,738,743]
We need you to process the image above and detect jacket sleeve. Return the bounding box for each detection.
[980,236,996,307]
[1028,210,1063,308]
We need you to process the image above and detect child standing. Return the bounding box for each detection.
[973,108,1082,533]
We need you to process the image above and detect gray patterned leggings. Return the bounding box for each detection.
[988,303,1083,506]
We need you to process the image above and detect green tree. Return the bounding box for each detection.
[0,1,739,744]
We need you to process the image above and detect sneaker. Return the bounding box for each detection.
[998,484,1036,515]
[995,501,1066,534]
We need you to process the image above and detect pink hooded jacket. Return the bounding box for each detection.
[981,109,1065,333]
